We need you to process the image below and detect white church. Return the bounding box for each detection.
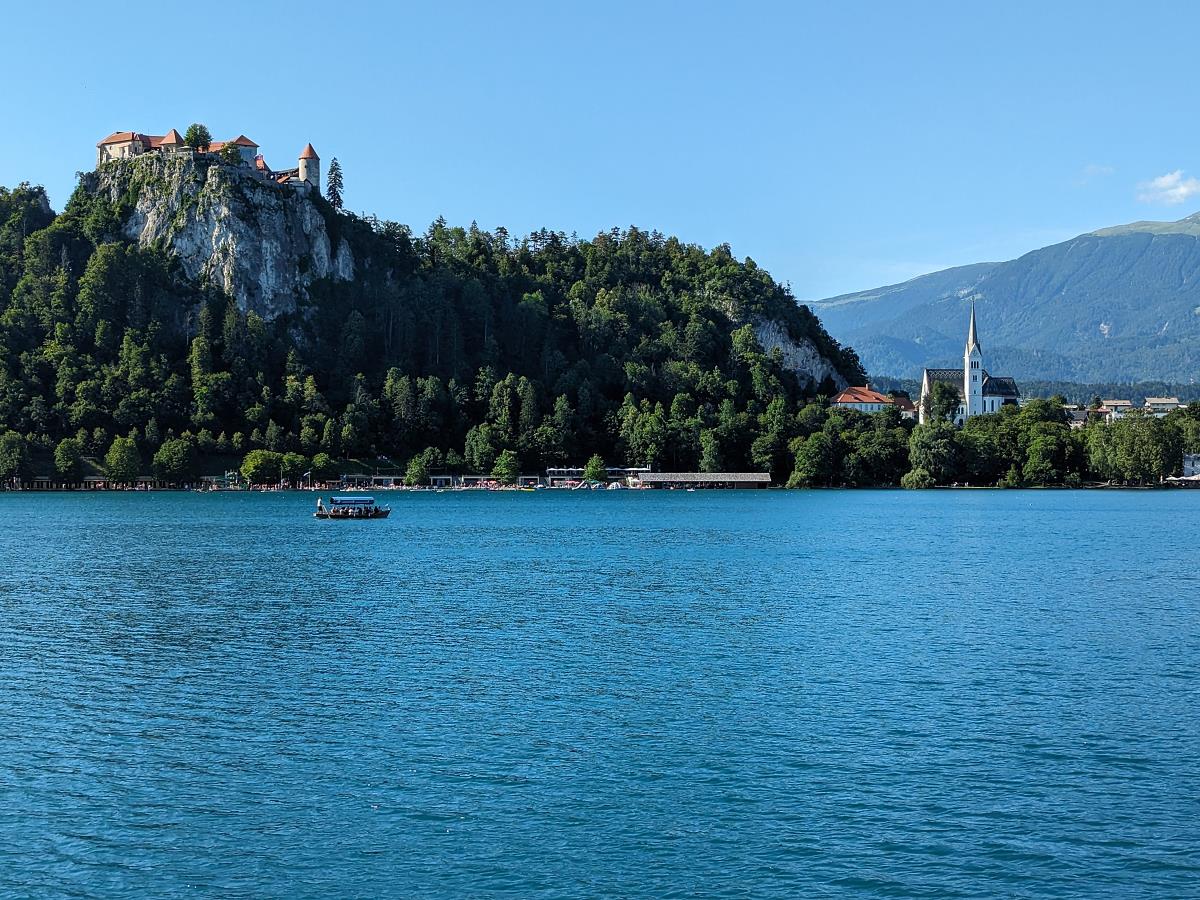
[918,305,1020,425]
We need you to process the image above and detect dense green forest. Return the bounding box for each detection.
[0,179,863,484]
[1,175,1196,489]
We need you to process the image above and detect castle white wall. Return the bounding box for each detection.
[299,157,321,193]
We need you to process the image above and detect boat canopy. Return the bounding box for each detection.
[330,496,376,506]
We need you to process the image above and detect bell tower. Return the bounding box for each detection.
[963,302,984,419]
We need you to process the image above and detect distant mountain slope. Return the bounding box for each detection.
[809,213,1200,381]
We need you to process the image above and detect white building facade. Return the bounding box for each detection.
[918,305,1020,425]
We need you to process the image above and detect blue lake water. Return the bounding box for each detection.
[0,489,1197,897]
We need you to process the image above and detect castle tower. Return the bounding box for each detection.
[963,302,983,419]
[298,143,321,193]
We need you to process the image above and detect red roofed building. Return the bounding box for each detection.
[206,135,260,164]
[832,385,896,414]
[96,129,321,194]
[96,132,169,165]
[96,129,318,185]
[891,395,917,420]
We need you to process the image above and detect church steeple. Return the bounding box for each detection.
[963,301,984,420]
[966,301,981,355]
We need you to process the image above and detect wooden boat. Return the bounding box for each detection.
[314,496,391,519]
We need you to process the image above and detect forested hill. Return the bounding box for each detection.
[809,212,1200,382]
[0,161,862,482]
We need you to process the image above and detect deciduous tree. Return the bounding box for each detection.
[583,453,606,482]
[241,449,283,485]
[152,437,198,484]
[104,435,141,485]
[54,437,85,480]
[491,448,519,484]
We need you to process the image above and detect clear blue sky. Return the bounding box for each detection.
[3,0,1199,299]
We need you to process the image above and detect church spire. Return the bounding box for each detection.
[966,301,981,354]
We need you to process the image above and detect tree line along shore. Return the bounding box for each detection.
[2,394,1196,490]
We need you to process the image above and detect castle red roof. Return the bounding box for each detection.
[97,131,169,148]
[98,130,257,151]
[206,136,257,154]
[97,131,141,147]
[299,143,319,160]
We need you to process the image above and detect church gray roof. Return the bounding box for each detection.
[922,368,1021,400]
[925,368,963,383]
[983,375,1020,399]
[924,369,965,399]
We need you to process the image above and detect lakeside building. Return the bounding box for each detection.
[9,474,171,490]
[1062,407,1111,430]
[832,386,917,420]
[832,386,893,414]
[1095,398,1186,422]
[1144,397,1183,417]
[546,466,650,487]
[1100,399,1134,421]
[892,396,918,419]
[637,472,771,489]
[918,305,1020,425]
[96,129,321,193]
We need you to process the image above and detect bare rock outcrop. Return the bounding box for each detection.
[85,154,353,318]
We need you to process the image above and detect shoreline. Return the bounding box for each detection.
[1,483,1196,494]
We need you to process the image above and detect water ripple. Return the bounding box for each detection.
[0,490,1197,897]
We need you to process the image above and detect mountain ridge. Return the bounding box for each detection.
[808,211,1200,382]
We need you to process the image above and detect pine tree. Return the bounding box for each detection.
[326,158,344,210]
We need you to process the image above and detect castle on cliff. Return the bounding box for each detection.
[95,130,320,193]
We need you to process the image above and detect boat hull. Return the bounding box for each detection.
[314,509,391,519]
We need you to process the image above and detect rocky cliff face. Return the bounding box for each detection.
[85,154,353,318]
[752,317,848,391]
[81,155,853,391]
